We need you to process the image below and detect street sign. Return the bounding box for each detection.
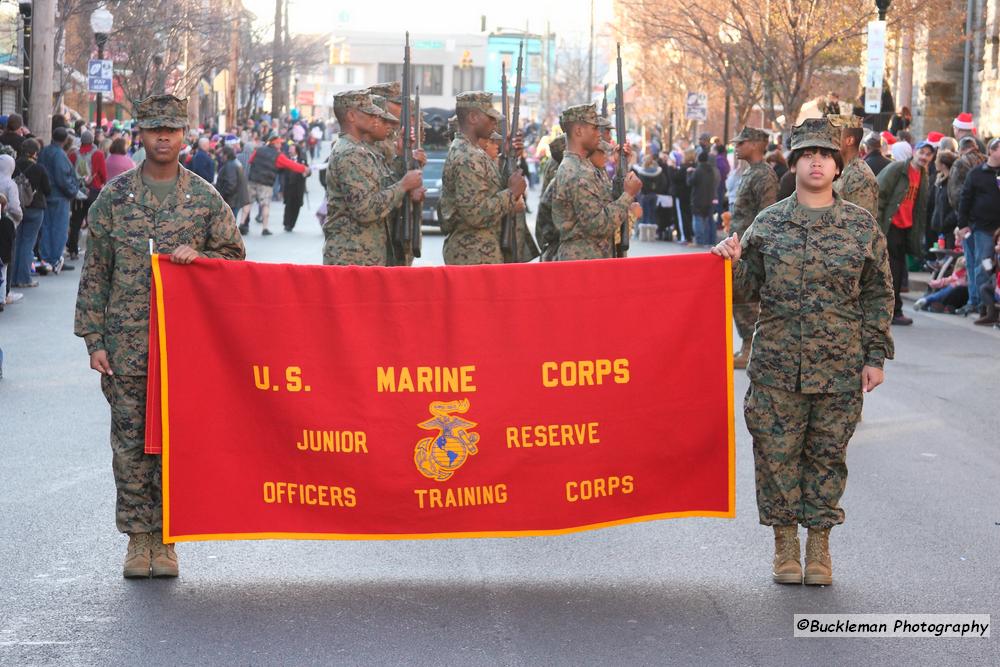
[865,21,887,90]
[685,92,708,122]
[87,59,113,93]
[865,87,883,114]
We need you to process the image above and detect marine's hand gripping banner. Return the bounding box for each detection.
[146,255,735,542]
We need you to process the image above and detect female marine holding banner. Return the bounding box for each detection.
[712,118,894,586]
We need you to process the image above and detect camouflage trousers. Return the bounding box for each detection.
[732,282,759,343]
[744,382,863,529]
[101,374,162,534]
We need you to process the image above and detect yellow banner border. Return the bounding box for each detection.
[156,256,738,543]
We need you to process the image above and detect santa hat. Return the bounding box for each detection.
[926,131,945,146]
[880,131,897,146]
[953,112,975,130]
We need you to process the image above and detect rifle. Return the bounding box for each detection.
[499,42,523,262]
[613,42,629,258]
[601,83,608,119]
[394,32,413,262]
[411,85,423,258]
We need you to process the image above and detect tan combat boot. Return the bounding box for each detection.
[733,341,751,370]
[804,527,833,586]
[123,532,152,578]
[772,525,803,584]
[150,531,179,577]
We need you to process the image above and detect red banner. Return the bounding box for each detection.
[147,254,734,542]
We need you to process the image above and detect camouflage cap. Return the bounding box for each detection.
[827,113,863,129]
[370,95,400,124]
[333,90,383,116]
[731,126,769,144]
[489,131,503,142]
[594,139,613,154]
[134,94,188,129]
[456,91,501,120]
[791,118,841,151]
[367,81,402,104]
[596,115,613,129]
[560,104,600,127]
[447,115,458,133]
[549,133,566,152]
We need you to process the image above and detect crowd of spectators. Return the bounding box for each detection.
[533,108,999,328]
[0,111,326,376]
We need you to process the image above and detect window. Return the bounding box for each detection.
[452,66,484,95]
[377,64,443,95]
[414,65,443,95]
[378,63,403,83]
[528,54,542,83]
[346,67,355,85]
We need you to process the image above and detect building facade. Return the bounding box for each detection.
[294,30,489,120]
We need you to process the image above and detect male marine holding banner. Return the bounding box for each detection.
[713,118,894,586]
[74,95,245,578]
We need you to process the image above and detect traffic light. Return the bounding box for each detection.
[460,50,473,68]
[329,42,350,65]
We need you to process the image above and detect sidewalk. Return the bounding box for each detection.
[901,271,999,334]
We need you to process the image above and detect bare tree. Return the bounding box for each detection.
[620,0,940,136]
[237,25,327,122]
[551,41,592,112]
[104,0,236,112]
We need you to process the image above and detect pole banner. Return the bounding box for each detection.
[146,255,735,542]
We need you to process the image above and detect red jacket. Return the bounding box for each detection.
[70,144,108,190]
[250,145,308,175]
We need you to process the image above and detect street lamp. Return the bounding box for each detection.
[90,4,114,130]
[875,0,892,21]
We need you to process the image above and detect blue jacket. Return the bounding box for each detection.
[38,143,78,201]
[189,149,216,184]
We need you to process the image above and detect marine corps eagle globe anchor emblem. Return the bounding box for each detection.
[414,399,480,481]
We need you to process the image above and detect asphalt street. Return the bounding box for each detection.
[0,158,997,666]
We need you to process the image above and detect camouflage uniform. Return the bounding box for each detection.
[323,91,406,266]
[834,155,879,219]
[735,118,894,529]
[540,134,566,193]
[553,106,631,261]
[730,127,780,345]
[74,95,245,534]
[370,90,419,267]
[828,114,878,219]
[947,148,986,209]
[535,135,566,261]
[441,91,514,265]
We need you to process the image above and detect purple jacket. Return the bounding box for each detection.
[715,153,731,199]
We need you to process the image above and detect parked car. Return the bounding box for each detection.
[421,157,445,226]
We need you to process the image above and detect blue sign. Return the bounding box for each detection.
[88,59,114,93]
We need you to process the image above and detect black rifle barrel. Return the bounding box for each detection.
[614,42,629,257]
[411,85,423,258]
[400,32,413,245]
[504,41,523,262]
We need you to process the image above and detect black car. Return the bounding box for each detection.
[421,157,445,226]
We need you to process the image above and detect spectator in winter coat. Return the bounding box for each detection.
[188,137,216,184]
[931,150,958,248]
[66,131,107,264]
[215,146,250,218]
[37,127,79,268]
[105,138,135,181]
[877,143,933,325]
[863,134,891,176]
[687,149,720,246]
[11,139,51,287]
[957,137,1000,318]
[0,113,26,156]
